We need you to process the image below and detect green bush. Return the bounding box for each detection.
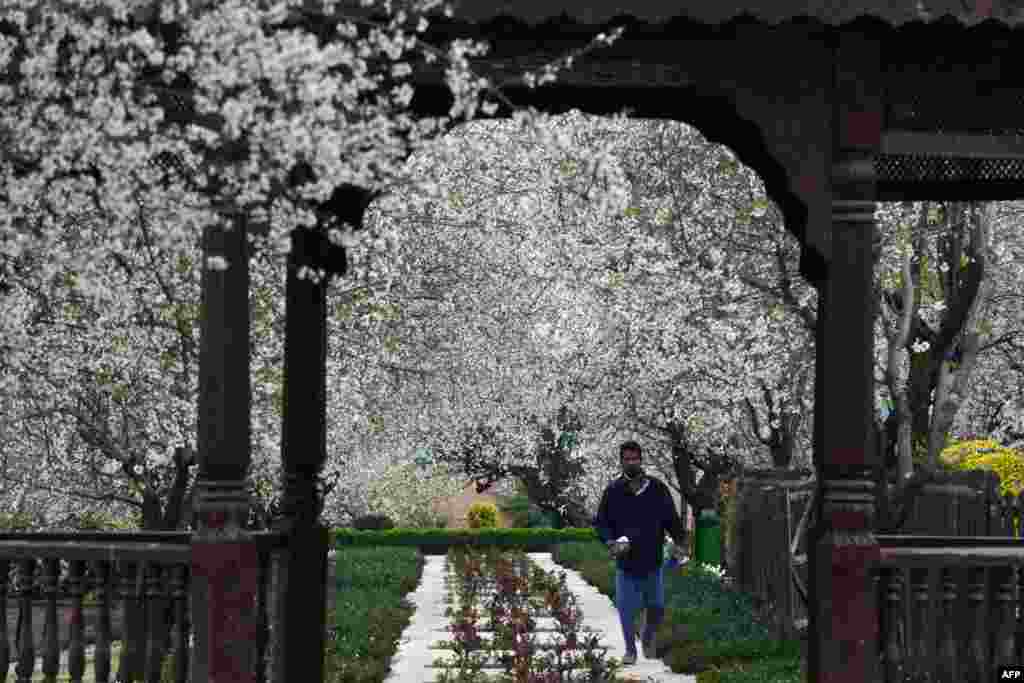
[941,437,1024,534]
[493,484,563,529]
[495,491,533,527]
[665,570,771,643]
[701,638,801,662]
[465,501,498,529]
[668,638,800,675]
[527,505,557,528]
[697,655,803,683]
[669,641,714,673]
[352,513,396,531]
[941,438,1024,495]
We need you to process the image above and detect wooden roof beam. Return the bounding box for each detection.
[881,130,1024,159]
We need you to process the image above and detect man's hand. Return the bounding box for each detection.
[670,542,688,563]
[608,539,630,558]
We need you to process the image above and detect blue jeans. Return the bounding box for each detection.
[615,566,665,652]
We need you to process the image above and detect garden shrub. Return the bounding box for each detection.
[495,490,534,527]
[493,479,567,529]
[941,438,1024,534]
[466,501,498,529]
[352,513,395,531]
[697,656,803,683]
[670,641,715,673]
[528,505,560,528]
[366,461,467,530]
[670,638,800,676]
[940,438,1024,495]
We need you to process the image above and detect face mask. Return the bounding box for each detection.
[623,465,643,479]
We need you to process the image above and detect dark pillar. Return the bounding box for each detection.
[807,32,882,683]
[270,225,331,683]
[267,185,376,683]
[191,218,258,682]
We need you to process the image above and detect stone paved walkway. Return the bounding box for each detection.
[382,552,696,682]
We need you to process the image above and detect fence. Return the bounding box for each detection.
[879,469,998,536]
[731,467,815,640]
[733,466,1024,642]
[879,467,1024,538]
[0,530,288,683]
[876,535,1024,682]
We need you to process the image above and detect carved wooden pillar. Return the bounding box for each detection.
[191,217,259,682]
[272,186,372,683]
[807,30,882,683]
[882,567,904,681]
[995,566,1017,672]
[938,567,958,681]
[0,559,9,678]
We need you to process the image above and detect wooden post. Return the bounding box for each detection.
[270,226,330,683]
[191,218,258,683]
[806,30,882,683]
[272,185,366,683]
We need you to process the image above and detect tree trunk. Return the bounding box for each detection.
[928,202,992,465]
[896,395,914,484]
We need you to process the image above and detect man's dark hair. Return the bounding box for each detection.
[619,441,642,458]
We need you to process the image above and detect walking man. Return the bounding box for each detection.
[593,441,688,665]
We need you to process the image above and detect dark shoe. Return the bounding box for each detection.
[642,634,657,659]
[622,651,637,665]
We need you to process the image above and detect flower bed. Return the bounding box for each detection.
[433,543,631,682]
[324,546,426,682]
[321,541,804,682]
[546,542,803,682]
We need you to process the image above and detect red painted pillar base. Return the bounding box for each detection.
[192,540,260,683]
[811,473,881,683]
[191,480,259,683]
[815,535,880,683]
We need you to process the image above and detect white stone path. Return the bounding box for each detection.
[382,552,696,683]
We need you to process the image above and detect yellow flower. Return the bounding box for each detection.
[940,439,1024,497]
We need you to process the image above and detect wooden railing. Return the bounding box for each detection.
[876,535,1024,682]
[0,530,287,683]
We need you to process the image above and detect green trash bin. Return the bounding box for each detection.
[694,509,721,566]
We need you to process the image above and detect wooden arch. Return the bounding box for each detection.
[400,12,834,283]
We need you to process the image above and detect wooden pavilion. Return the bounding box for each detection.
[5,1,1024,681]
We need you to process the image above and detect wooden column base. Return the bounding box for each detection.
[191,478,258,683]
[814,475,880,683]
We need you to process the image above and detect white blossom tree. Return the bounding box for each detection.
[0,0,631,530]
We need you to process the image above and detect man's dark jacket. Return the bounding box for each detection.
[593,473,688,577]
